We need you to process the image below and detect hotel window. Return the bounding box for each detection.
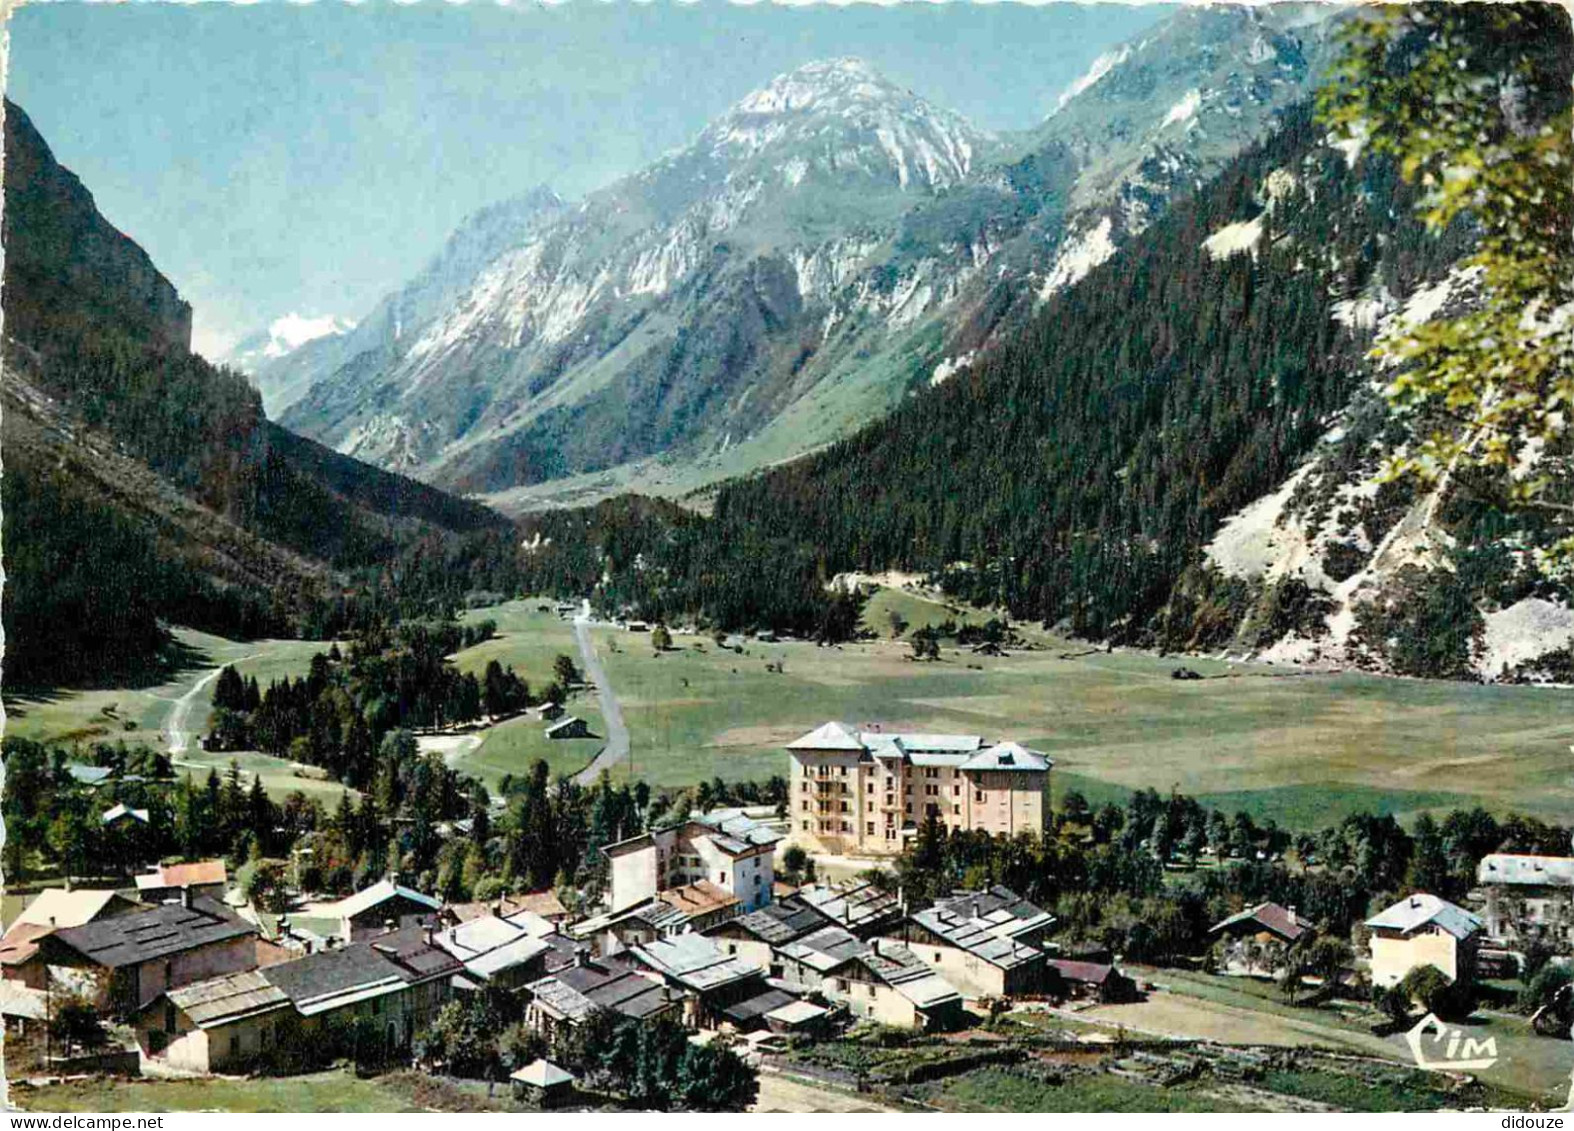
[866,822,874,835]
[953,786,961,797]
[953,806,960,816]
[839,766,848,776]
[905,803,913,814]
[866,802,873,813]
[840,801,849,813]
[841,821,851,832]
[800,821,809,831]
[975,791,985,803]
[801,801,809,812]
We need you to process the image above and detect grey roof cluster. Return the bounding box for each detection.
[932,886,1056,941]
[632,932,763,993]
[51,898,255,969]
[779,925,868,973]
[796,882,901,933]
[525,954,674,1023]
[692,808,784,854]
[729,895,829,945]
[911,887,1051,971]
[865,942,963,1010]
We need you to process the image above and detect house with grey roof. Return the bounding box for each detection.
[306,879,442,942]
[778,925,964,1030]
[879,886,1052,998]
[523,952,680,1039]
[1475,853,1574,948]
[1365,893,1484,987]
[434,915,552,990]
[703,893,831,970]
[266,925,462,1051]
[39,893,259,1017]
[794,881,904,939]
[628,932,767,1026]
[132,969,291,1073]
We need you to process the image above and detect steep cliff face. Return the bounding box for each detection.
[2,100,192,356]
[1,100,505,685]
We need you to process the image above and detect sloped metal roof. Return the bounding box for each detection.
[632,933,763,992]
[166,970,290,1028]
[1365,893,1483,940]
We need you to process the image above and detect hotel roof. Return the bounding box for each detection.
[787,724,1047,770]
[1476,854,1574,887]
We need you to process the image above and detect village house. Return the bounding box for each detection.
[434,914,551,991]
[132,969,291,1074]
[38,893,259,1017]
[786,722,1052,855]
[1046,959,1140,1004]
[307,879,443,942]
[777,925,965,1030]
[1474,853,1574,949]
[65,763,115,788]
[628,932,767,1027]
[523,951,680,1040]
[136,860,229,904]
[703,893,831,971]
[0,889,145,990]
[878,887,1052,998]
[1365,893,1484,987]
[604,809,780,915]
[1207,902,1316,976]
[264,926,461,1053]
[528,702,566,723]
[795,880,904,939]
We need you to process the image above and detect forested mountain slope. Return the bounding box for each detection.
[702,102,1484,648]
[1,100,507,686]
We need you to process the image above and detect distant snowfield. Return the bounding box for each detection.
[264,312,355,358]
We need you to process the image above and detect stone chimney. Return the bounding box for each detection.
[180,885,193,909]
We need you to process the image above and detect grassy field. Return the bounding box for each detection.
[9,589,1572,824]
[570,593,1574,821]
[3,628,330,750]
[1096,967,1572,1105]
[15,1069,422,1112]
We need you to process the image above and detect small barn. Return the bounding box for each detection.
[1046,959,1139,1004]
[545,717,590,740]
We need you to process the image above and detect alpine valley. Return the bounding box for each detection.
[270,4,1345,512]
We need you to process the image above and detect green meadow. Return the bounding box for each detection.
[7,591,1571,825]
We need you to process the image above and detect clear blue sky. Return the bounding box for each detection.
[8,1,1169,357]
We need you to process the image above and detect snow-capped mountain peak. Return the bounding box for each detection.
[700,57,989,190]
[259,312,356,359]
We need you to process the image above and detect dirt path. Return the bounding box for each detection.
[572,602,630,785]
[750,1070,898,1113]
[163,657,256,755]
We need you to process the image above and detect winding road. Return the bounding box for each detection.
[163,655,257,757]
[571,601,631,785]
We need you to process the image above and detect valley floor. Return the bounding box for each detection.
[8,590,1573,825]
